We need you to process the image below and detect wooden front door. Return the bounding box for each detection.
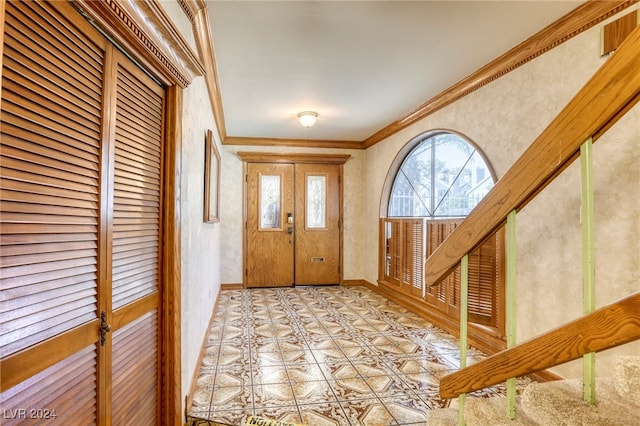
[245,160,342,287]
[0,2,166,423]
[246,163,295,287]
[294,163,341,285]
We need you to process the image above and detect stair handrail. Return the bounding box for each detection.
[439,292,640,398]
[425,25,640,288]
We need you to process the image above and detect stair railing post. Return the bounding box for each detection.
[458,254,469,426]
[506,209,517,419]
[581,137,596,405]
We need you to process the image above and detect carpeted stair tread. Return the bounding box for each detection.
[465,395,536,425]
[431,357,640,425]
[425,406,459,426]
[427,396,537,425]
[615,355,640,406]
[521,378,640,425]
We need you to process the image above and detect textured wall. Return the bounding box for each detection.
[364,13,640,378]
[180,77,222,405]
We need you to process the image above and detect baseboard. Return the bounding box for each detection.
[354,279,562,384]
[221,282,244,290]
[185,290,222,417]
[342,279,369,287]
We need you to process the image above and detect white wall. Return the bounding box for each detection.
[363,11,640,378]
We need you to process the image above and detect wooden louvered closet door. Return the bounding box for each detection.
[109,50,164,425]
[0,1,164,423]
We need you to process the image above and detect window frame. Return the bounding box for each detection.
[378,130,505,351]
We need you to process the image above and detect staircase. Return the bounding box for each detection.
[428,356,640,425]
[423,23,640,426]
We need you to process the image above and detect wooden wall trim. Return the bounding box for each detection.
[130,1,635,150]
[224,136,363,150]
[602,9,639,55]
[185,287,222,414]
[187,1,227,140]
[361,0,637,148]
[367,280,507,355]
[221,283,245,290]
[237,152,351,164]
[74,0,204,88]
[342,279,370,287]
[163,85,183,425]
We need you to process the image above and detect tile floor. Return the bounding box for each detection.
[187,285,529,426]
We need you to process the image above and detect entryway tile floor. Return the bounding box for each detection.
[186,285,531,425]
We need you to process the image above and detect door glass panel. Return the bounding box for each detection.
[260,174,281,229]
[306,175,326,229]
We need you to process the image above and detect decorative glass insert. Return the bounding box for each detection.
[388,132,494,218]
[306,175,326,229]
[260,175,281,229]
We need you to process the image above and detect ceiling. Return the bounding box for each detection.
[207,1,583,143]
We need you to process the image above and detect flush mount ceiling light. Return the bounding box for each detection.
[297,111,318,128]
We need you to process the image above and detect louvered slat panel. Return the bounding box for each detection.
[0,1,103,358]
[411,220,424,293]
[5,8,102,98]
[401,221,411,285]
[0,345,97,425]
[468,235,498,326]
[112,311,158,425]
[391,221,402,283]
[112,63,162,310]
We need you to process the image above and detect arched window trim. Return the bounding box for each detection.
[379,129,497,219]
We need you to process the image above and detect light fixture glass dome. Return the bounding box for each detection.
[297,111,318,127]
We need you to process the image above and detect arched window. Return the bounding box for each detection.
[380,131,504,348]
[388,132,494,218]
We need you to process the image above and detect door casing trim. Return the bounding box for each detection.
[240,153,350,289]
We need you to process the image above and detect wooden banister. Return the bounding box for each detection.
[425,26,640,288]
[439,292,640,398]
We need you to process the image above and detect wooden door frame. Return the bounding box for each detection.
[162,86,183,425]
[238,152,350,289]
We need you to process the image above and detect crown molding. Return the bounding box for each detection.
[90,0,635,149]
[180,0,227,139]
[74,0,204,88]
[362,0,637,148]
[237,152,351,164]
[224,137,364,150]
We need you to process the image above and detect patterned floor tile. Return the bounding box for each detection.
[318,362,362,380]
[210,386,252,411]
[341,398,395,426]
[253,383,296,406]
[252,365,289,385]
[380,396,431,424]
[186,286,532,426]
[203,408,249,426]
[253,406,303,424]
[292,380,337,405]
[298,402,350,426]
[328,378,377,401]
[287,364,326,382]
